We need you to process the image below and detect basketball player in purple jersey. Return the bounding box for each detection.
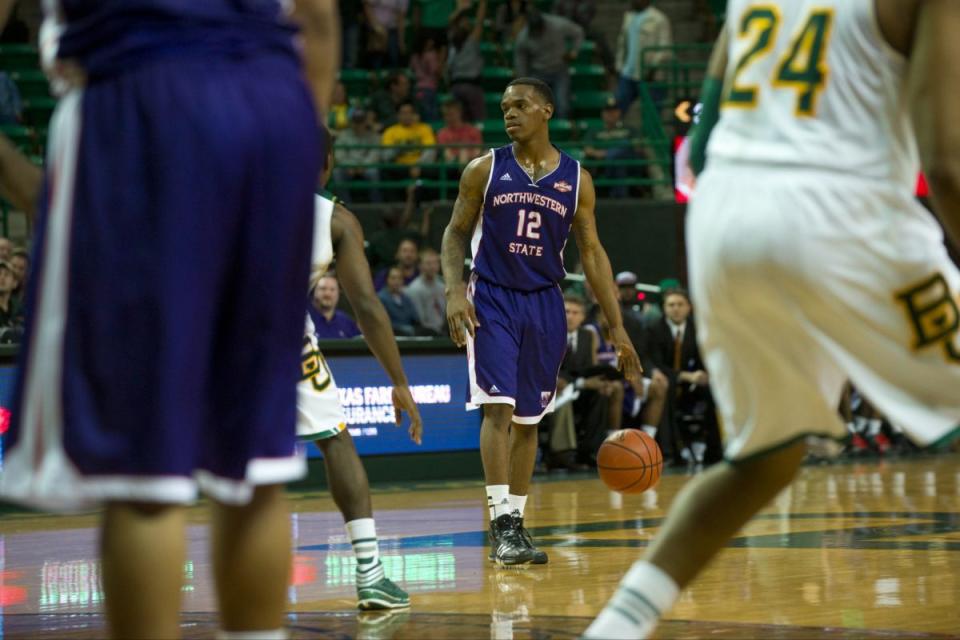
[442,78,643,566]
[0,1,339,638]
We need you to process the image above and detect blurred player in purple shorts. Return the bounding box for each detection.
[0,1,339,637]
[441,77,643,566]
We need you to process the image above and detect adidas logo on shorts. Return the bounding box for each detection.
[490,385,501,394]
[500,173,512,181]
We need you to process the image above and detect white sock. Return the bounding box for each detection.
[641,425,657,438]
[507,493,527,518]
[867,418,882,437]
[583,561,679,639]
[217,631,286,640]
[691,441,706,463]
[486,484,510,520]
[346,518,385,587]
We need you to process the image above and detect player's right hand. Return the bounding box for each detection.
[446,294,480,348]
[392,384,423,445]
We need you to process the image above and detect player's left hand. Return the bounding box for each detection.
[610,326,643,387]
[392,384,423,445]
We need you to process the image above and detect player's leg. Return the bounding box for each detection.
[466,278,533,565]
[588,167,850,637]
[639,372,668,437]
[101,503,186,638]
[506,285,568,565]
[316,431,410,610]
[209,485,291,634]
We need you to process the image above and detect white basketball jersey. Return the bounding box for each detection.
[708,0,919,190]
[312,193,335,281]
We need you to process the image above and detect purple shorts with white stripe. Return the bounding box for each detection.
[466,274,566,424]
[0,53,320,510]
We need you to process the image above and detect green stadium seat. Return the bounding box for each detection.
[338,68,373,96]
[0,45,39,71]
[577,118,604,134]
[576,41,596,65]
[572,91,614,118]
[479,42,514,66]
[480,66,513,92]
[10,70,50,100]
[22,97,56,128]
[570,64,605,91]
[547,119,575,142]
[479,119,510,144]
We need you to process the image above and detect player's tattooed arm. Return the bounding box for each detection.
[332,205,423,444]
[441,153,490,347]
[573,168,643,386]
[291,0,340,114]
[904,0,960,246]
[0,134,41,218]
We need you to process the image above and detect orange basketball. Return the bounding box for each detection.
[597,429,663,494]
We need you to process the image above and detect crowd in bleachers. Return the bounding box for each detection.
[326,0,683,201]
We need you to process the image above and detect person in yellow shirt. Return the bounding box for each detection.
[381,101,437,168]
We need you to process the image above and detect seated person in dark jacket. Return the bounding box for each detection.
[308,273,361,339]
[377,265,422,336]
[556,293,622,466]
[647,288,722,465]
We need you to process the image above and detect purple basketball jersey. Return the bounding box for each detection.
[472,145,580,291]
[50,0,298,77]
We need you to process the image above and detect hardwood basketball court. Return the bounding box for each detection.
[0,455,957,638]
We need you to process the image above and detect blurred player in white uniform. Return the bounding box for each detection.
[299,136,423,610]
[587,0,960,637]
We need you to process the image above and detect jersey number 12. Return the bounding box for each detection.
[725,6,834,116]
[516,209,542,239]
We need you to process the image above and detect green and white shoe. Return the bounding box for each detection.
[357,577,411,611]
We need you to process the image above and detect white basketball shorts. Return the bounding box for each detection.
[688,163,960,462]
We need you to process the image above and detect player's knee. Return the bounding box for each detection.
[315,429,354,455]
[482,403,514,428]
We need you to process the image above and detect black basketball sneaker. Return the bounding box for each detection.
[489,513,534,566]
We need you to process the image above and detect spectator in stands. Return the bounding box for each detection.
[328,82,351,132]
[437,98,483,165]
[446,0,487,123]
[378,265,422,336]
[405,247,446,335]
[615,0,672,113]
[309,274,362,339]
[647,288,722,466]
[363,0,409,69]
[334,108,384,203]
[495,0,528,43]
[0,237,12,262]
[410,34,444,122]
[513,9,583,120]
[557,293,622,467]
[0,261,21,330]
[552,0,615,74]
[374,237,420,290]
[340,0,364,69]
[584,97,645,197]
[370,72,414,128]
[381,100,437,178]
[10,248,27,306]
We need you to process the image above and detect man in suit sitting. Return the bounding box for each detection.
[647,288,723,466]
[545,293,620,469]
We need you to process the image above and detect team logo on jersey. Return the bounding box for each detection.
[541,391,553,408]
[500,173,512,181]
[553,180,572,192]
